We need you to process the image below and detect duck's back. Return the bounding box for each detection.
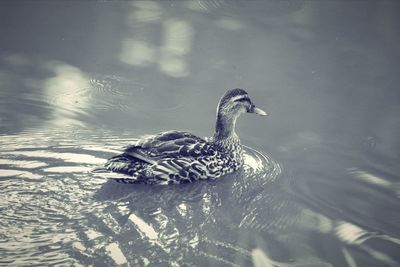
[105,130,238,184]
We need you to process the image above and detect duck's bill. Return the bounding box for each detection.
[253,107,268,116]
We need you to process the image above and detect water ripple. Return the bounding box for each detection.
[1,129,398,266]
[0,128,285,265]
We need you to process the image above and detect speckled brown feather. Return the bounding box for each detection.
[104,130,243,185]
[102,88,262,185]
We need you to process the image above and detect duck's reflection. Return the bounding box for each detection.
[92,153,290,265]
[95,175,220,205]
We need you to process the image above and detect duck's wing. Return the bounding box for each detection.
[123,130,215,162]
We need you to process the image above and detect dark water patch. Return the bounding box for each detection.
[0,128,399,265]
[0,128,287,265]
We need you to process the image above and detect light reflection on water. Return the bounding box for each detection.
[0,128,398,266]
[1,0,400,266]
[0,129,284,266]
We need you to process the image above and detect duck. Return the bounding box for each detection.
[102,88,267,185]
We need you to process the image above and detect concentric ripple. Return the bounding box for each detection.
[0,128,284,266]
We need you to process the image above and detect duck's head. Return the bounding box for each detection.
[214,88,267,141]
[217,88,267,118]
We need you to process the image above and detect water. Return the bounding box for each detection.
[1,1,399,266]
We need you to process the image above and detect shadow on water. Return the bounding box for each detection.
[90,147,289,266]
[1,128,297,266]
[0,66,399,265]
[1,0,400,266]
[1,128,399,266]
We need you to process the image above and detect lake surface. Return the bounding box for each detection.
[1,1,399,266]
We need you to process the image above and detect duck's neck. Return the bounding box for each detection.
[213,113,240,148]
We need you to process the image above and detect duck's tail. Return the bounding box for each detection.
[91,154,150,184]
[91,166,144,184]
[91,166,110,173]
[107,177,142,184]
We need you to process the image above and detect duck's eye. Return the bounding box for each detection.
[234,97,250,103]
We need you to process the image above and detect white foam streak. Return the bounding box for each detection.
[251,248,275,267]
[105,243,127,265]
[348,168,392,188]
[129,213,159,242]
